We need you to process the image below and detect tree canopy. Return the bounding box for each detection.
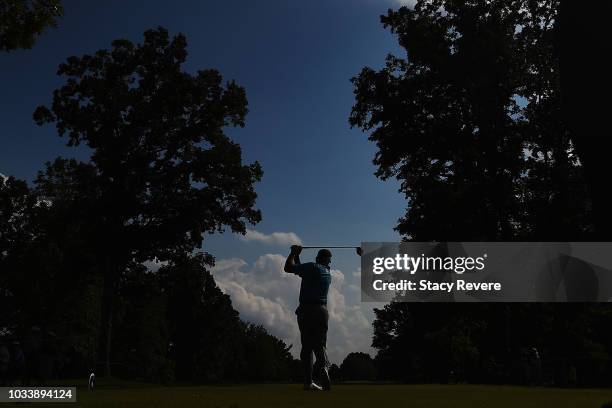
[350,0,590,241]
[5,26,264,378]
[0,0,62,51]
[353,0,610,387]
[34,27,262,263]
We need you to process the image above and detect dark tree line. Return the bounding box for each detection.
[372,303,612,386]
[0,27,298,383]
[351,0,612,387]
[339,352,377,381]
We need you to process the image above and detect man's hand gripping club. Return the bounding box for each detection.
[284,245,302,274]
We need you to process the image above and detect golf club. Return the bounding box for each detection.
[298,245,362,256]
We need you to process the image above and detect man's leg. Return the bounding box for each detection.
[297,308,315,387]
[313,346,330,390]
[313,305,330,390]
[300,347,314,386]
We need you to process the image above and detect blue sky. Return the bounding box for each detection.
[0,0,412,363]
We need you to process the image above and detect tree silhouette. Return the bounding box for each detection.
[350,0,590,240]
[0,0,62,51]
[556,2,612,240]
[340,352,376,381]
[0,176,40,329]
[1,175,296,382]
[159,253,245,382]
[354,0,610,386]
[33,27,263,376]
[1,170,104,378]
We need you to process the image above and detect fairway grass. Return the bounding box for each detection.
[5,383,612,408]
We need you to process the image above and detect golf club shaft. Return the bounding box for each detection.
[296,245,363,256]
[300,246,359,248]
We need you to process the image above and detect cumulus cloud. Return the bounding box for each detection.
[212,254,380,364]
[213,255,301,351]
[239,228,303,246]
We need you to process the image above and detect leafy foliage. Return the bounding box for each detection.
[350,0,591,240]
[0,27,279,383]
[34,27,262,263]
[355,0,609,387]
[0,0,62,51]
[30,27,263,376]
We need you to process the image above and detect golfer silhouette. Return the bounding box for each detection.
[284,245,331,391]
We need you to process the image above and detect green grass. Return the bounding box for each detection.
[5,382,612,408]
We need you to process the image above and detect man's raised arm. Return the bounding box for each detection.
[284,245,302,274]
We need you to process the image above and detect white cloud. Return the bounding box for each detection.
[143,258,168,272]
[395,0,417,8]
[213,254,301,351]
[212,254,382,364]
[239,228,303,247]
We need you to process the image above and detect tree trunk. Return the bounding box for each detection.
[101,257,119,378]
[104,297,113,377]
